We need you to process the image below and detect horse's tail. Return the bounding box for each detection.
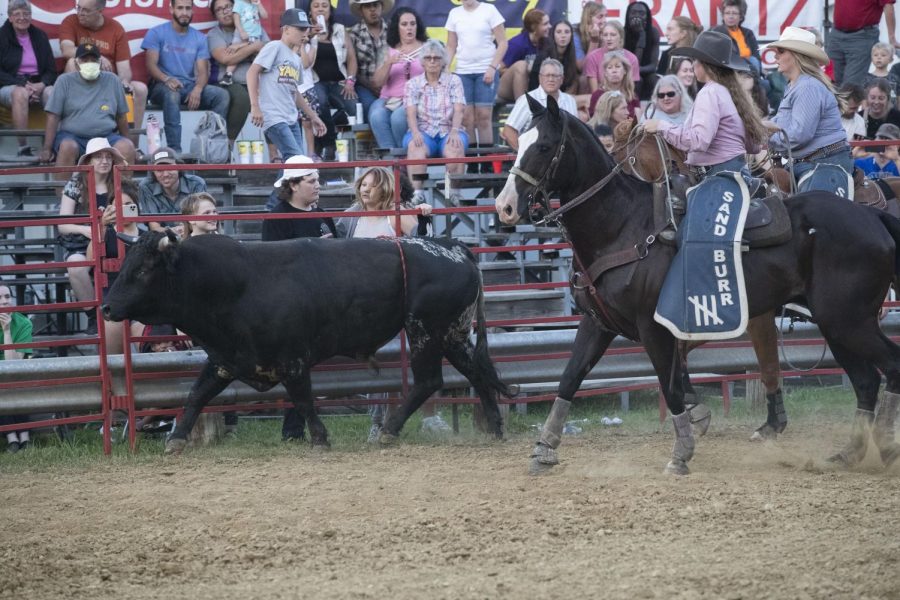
[473,272,517,399]
[877,211,900,280]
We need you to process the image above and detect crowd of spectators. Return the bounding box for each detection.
[1,0,898,170]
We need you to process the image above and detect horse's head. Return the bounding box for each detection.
[495,94,570,225]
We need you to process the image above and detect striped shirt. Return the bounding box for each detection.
[405,72,466,137]
[769,74,846,158]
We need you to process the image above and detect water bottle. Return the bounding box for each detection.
[146,115,161,155]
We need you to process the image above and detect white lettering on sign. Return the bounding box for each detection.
[713,249,734,309]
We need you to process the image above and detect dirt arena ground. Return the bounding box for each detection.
[2,421,899,599]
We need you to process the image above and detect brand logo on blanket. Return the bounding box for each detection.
[655,172,751,341]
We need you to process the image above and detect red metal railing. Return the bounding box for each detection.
[0,153,876,453]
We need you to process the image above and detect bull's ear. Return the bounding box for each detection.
[116,232,139,246]
[545,94,560,120]
[526,93,546,118]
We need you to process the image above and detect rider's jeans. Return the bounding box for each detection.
[793,148,854,181]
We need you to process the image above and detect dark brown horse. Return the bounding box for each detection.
[495,96,900,475]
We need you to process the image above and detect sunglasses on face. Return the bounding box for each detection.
[657,91,677,99]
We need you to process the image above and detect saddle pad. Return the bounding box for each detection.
[654,171,750,340]
[797,163,853,200]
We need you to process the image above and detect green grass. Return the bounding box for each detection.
[0,382,862,473]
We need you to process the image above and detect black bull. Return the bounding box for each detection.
[101,232,511,453]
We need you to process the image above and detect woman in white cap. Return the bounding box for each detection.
[642,30,768,179]
[764,26,853,180]
[57,137,130,322]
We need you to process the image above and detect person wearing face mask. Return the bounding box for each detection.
[623,1,659,100]
[39,42,134,169]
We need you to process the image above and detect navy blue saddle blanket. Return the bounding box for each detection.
[654,171,750,340]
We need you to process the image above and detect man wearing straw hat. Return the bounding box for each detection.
[765,27,854,181]
[827,0,900,87]
[348,0,394,118]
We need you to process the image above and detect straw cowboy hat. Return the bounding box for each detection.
[76,137,127,166]
[671,30,750,71]
[767,26,829,66]
[350,0,394,18]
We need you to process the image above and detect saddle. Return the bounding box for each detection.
[853,169,889,210]
[653,175,792,249]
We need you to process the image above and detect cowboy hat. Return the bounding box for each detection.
[77,137,127,166]
[274,154,318,187]
[767,26,829,66]
[671,30,749,72]
[350,0,394,18]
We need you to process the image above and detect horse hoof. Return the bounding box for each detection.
[688,403,712,436]
[750,424,778,442]
[880,444,900,468]
[826,451,859,468]
[528,457,557,476]
[378,432,399,446]
[164,437,187,455]
[664,459,690,476]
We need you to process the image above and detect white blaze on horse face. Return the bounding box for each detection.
[496,127,540,225]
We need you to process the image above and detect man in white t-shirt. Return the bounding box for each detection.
[502,59,578,150]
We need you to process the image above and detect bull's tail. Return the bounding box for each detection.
[878,211,900,281]
[473,274,517,399]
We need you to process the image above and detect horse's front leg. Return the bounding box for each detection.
[529,317,616,475]
[746,312,788,441]
[642,323,694,475]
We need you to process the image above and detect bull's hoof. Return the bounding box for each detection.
[687,403,712,437]
[664,458,690,476]
[378,432,399,446]
[165,437,187,455]
[750,423,778,442]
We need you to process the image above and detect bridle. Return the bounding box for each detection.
[508,110,571,223]
[509,111,632,225]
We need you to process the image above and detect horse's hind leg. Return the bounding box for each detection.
[530,318,616,475]
[747,312,788,441]
[822,338,880,466]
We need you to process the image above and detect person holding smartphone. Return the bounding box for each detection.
[855,123,900,180]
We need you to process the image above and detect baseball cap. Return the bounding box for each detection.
[280,8,311,28]
[75,43,101,60]
[274,155,318,187]
[875,123,900,141]
[151,147,179,165]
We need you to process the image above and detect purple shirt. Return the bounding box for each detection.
[503,31,538,67]
[405,72,466,137]
[16,31,37,76]
[657,81,750,167]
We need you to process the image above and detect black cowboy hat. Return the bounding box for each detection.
[671,31,749,72]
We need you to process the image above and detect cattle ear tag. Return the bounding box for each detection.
[116,232,139,246]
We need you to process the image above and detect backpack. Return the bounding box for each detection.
[189,111,230,163]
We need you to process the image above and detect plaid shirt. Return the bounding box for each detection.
[405,72,466,137]
[349,20,387,91]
